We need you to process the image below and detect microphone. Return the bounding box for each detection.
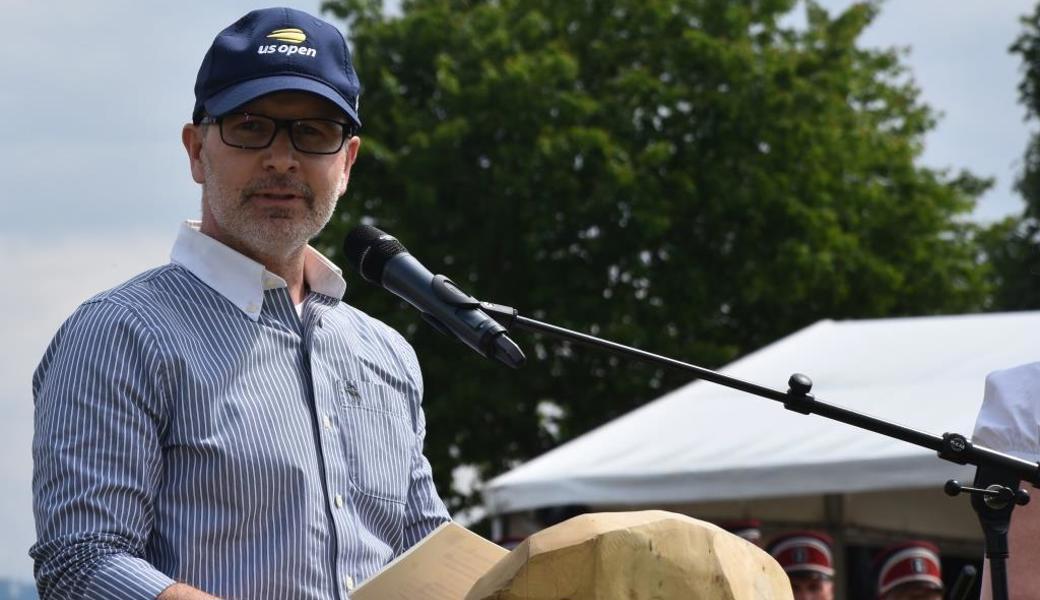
[948,564,977,600]
[343,225,525,369]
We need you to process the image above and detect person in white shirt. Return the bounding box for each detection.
[972,362,1040,598]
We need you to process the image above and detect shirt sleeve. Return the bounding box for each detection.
[973,361,1040,462]
[31,299,176,600]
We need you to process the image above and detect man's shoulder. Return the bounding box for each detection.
[69,263,210,332]
[81,263,185,311]
[36,264,188,386]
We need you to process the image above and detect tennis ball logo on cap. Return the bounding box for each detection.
[258,28,317,57]
[267,28,307,44]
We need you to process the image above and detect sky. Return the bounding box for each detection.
[1,0,1037,584]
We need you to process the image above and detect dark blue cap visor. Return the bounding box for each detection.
[201,75,361,127]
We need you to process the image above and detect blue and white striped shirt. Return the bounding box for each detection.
[31,222,450,600]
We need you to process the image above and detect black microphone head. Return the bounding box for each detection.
[344,224,409,283]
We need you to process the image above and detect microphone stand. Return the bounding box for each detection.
[479,302,1037,600]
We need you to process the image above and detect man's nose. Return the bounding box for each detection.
[262,128,300,172]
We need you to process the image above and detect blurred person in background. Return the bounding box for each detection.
[767,531,836,600]
[973,363,1040,597]
[874,540,944,600]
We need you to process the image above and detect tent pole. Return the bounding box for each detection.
[824,495,847,600]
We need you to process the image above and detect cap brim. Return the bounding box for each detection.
[786,567,834,579]
[203,75,360,127]
[884,578,944,592]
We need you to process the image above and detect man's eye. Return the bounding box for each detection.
[235,120,266,132]
[296,121,341,138]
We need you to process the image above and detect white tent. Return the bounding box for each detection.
[484,311,1040,542]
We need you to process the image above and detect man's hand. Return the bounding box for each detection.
[157,583,222,600]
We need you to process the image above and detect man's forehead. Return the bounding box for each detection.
[791,574,828,588]
[235,91,348,119]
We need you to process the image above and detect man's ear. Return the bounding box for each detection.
[338,136,362,197]
[183,124,207,184]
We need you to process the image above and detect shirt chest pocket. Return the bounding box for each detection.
[338,379,415,504]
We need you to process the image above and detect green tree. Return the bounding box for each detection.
[981,3,1040,311]
[316,0,991,512]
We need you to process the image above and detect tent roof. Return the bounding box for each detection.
[484,311,1040,515]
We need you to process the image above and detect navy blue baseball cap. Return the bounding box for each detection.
[193,7,361,128]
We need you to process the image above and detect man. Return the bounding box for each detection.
[972,362,1040,598]
[874,541,944,600]
[30,8,450,600]
[767,531,836,600]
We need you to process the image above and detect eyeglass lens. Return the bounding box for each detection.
[221,114,347,154]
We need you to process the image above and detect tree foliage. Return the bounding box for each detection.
[980,4,1040,311]
[316,0,990,511]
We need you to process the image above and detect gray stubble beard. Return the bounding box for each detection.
[200,153,339,260]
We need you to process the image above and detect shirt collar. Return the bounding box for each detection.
[170,220,347,321]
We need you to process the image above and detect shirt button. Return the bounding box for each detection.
[245,303,260,313]
[345,576,354,591]
[322,415,332,430]
[334,494,344,508]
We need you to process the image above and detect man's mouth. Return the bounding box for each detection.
[250,190,303,202]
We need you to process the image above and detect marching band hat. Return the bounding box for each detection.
[875,540,943,597]
[766,531,835,579]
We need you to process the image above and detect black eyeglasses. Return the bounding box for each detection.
[200,112,357,155]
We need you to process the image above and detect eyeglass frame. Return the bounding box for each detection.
[199,112,358,155]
